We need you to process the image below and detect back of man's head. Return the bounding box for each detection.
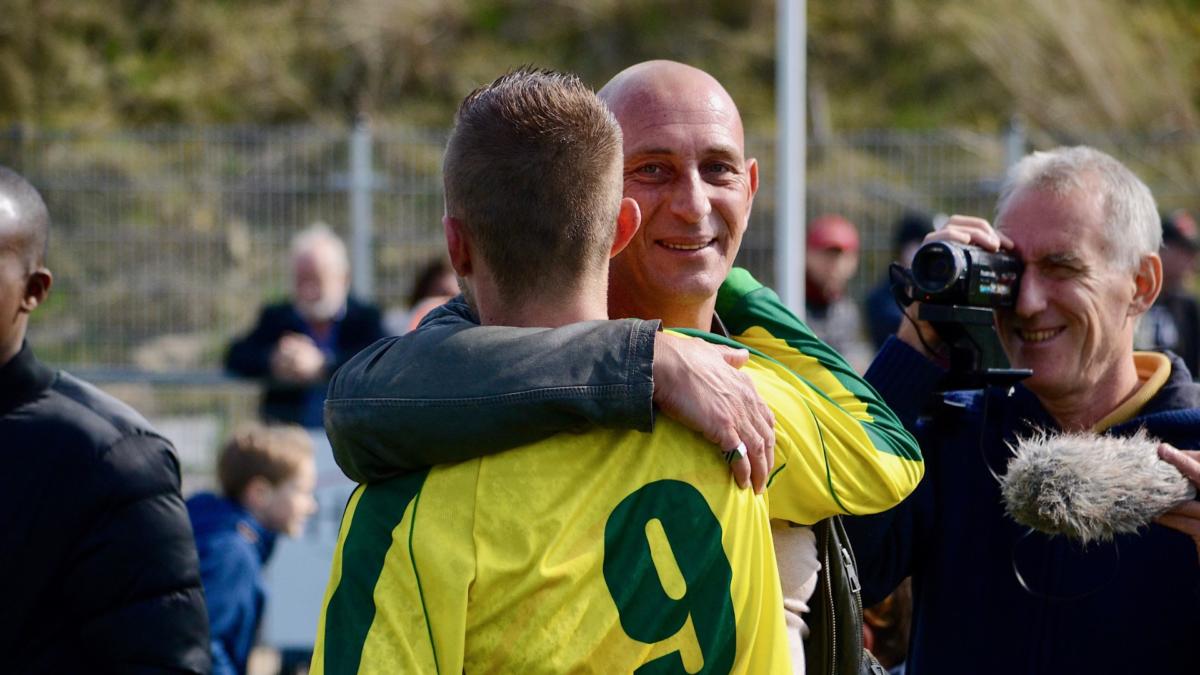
[442,68,623,304]
[997,146,1159,272]
[0,165,50,267]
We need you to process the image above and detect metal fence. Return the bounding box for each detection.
[5,123,1200,474]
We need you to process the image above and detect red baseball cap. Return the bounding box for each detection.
[807,214,860,251]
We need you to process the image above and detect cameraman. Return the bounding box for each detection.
[846,146,1200,674]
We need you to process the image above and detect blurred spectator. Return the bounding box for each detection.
[187,423,317,675]
[0,165,210,672]
[865,211,937,350]
[385,256,459,334]
[806,213,872,371]
[226,223,385,427]
[863,578,913,675]
[1137,209,1200,376]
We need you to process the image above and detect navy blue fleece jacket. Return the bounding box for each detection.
[849,337,1200,674]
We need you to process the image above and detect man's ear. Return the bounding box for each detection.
[610,197,641,258]
[1130,253,1163,316]
[746,157,760,202]
[443,216,472,277]
[20,268,51,314]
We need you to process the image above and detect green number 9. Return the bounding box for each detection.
[603,480,736,674]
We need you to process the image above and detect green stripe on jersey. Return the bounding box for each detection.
[323,469,430,675]
[713,268,922,463]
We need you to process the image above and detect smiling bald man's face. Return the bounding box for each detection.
[601,62,758,329]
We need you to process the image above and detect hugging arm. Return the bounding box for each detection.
[325,298,657,482]
[714,268,925,518]
[326,296,776,488]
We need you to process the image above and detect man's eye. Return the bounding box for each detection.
[1046,264,1081,278]
[635,165,662,176]
[704,163,733,175]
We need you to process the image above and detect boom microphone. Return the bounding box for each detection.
[1000,429,1196,545]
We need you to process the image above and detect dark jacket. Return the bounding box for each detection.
[1141,288,1200,379]
[325,298,658,480]
[850,337,1200,674]
[187,493,277,675]
[0,342,211,674]
[225,297,385,427]
[864,277,903,351]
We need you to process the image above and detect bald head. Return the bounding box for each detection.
[0,165,49,267]
[598,60,747,154]
[596,61,759,329]
[0,165,52,365]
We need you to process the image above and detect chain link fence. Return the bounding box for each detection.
[5,124,1200,476]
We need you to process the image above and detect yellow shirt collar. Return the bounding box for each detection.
[1090,352,1171,433]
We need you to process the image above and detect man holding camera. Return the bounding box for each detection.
[847,146,1200,673]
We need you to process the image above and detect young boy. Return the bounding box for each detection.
[187,423,318,675]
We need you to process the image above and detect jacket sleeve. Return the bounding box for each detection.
[66,433,212,674]
[332,301,387,373]
[713,268,924,520]
[846,335,947,604]
[325,298,658,482]
[211,641,238,675]
[225,306,282,378]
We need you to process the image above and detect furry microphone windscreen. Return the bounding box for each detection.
[1000,429,1196,545]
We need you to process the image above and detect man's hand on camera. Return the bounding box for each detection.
[653,332,776,494]
[897,214,1015,360]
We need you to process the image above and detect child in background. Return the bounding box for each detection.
[187,423,318,675]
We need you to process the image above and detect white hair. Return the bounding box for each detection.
[995,146,1160,272]
[290,222,348,274]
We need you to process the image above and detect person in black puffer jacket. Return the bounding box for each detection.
[0,165,210,674]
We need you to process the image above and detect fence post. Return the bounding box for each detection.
[1004,115,1026,170]
[348,116,375,300]
[775,0,806,317]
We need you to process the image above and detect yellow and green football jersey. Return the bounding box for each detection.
[313,419,791,674]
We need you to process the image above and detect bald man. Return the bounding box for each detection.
[326,62,919,674]
[0,166,210,671]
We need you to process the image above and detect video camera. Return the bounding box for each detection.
[894,241,1032,389]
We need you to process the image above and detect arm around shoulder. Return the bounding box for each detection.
[326,300,659,482]
[717,268,925,516]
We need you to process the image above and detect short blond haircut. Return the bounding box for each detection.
[217,423,314,501]
[442,67,624,305]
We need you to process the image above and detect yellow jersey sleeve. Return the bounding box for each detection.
[702,267,925,523]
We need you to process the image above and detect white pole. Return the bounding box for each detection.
[349,117,375,300]
[775,0,806,317]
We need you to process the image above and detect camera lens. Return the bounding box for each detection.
[911,241,966,294]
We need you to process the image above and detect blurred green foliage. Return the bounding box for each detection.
[7,0,1200,372]
[2,0,1198,135]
